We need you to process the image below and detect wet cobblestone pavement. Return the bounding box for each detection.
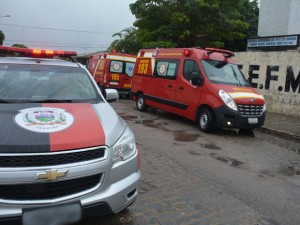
[81,146,262,225]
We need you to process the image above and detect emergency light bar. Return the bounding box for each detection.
[205,48,235,58]
[0,46,77,58]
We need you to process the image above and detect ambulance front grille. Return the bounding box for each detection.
[0,147,106,168]
[237,104,263,116]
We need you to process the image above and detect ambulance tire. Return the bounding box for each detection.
[136,94,148,112]
[198,108,215,133]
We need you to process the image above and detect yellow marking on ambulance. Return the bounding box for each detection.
[157,53,182,56]
[228,92,265,100]
[105,55,136,62]
[140,59,150,63]
[124,83,132,88]
[233,87,255,92]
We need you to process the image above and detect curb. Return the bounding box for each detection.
[258,126,300,142]
[257,127,300,154]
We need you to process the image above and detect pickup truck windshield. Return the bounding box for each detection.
[201,59,250,87]
[0,64,101,103]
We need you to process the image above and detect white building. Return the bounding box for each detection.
[258,0,300,36]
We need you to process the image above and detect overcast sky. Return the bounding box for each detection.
[1,0,136,54]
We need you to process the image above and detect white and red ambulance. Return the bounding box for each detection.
[131,47,266,133]
[88,51,136,97]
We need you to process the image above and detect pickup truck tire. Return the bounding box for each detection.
[198,108,215,133]
[136,94,148,112]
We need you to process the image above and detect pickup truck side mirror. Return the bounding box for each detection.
[105,89,119,102]
[190,72,204,87]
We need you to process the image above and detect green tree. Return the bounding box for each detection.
[11,44,28,48]
[225,0,259,51]
[0,31,5,45]
[129,0,257,51]
[107,27,142,54]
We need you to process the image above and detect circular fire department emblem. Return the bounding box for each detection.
[113,63,120,70]
[14,107,74,133]
[159,64,166,75]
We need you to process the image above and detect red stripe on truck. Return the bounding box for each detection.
[43,103,105,152]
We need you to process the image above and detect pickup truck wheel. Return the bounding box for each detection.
[198,108,215,133]
[136,94,148,111]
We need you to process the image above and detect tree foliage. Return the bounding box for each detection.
[11,44,28,48]
[0,31,5,45]
[126,0,258,51]
[107,27,142,54]
[224,0,259,50]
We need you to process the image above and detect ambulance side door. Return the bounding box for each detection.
[150,59,179,112]
[175,59,203,120]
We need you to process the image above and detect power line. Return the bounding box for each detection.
[4,39,109,47]
[0,22,114,35]
[4,43,108,49]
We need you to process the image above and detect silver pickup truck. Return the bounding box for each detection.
[0,46,141,225]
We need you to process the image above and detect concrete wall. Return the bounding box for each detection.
[235,51,300,116]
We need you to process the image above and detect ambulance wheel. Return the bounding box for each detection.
[136,94,148,111]
[198,108,215,133]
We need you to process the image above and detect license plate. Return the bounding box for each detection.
[110,81,119,85]
[248,118,258,124]
[23,204,81,225]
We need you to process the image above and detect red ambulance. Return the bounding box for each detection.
[88,51,136,97]
[131,48,266,133]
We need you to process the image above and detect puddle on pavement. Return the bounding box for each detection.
[210,153,244,167]
[259,169,276,177]
[174,131,199,142]
[188,150,201,156]
[119,216,132,223]
[202,143,221,150]
[136,119,171,131]
[278,165,300,176]
[118,113,138,121]
[256,218,281,225]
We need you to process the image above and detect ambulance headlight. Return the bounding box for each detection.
[113,126,136,163]
[219,90,237,111]
[263,103,267,112]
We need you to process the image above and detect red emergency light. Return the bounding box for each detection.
[183,49,191,57]
[0,46,77,58]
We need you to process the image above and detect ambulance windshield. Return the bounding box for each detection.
[201,60,250,87]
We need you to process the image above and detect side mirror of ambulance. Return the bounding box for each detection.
[105,89,119,102]
[190,72,204,87]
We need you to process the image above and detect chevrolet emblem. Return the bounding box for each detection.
[36,169,68,181]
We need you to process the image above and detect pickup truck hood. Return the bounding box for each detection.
[0,103,125,153]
